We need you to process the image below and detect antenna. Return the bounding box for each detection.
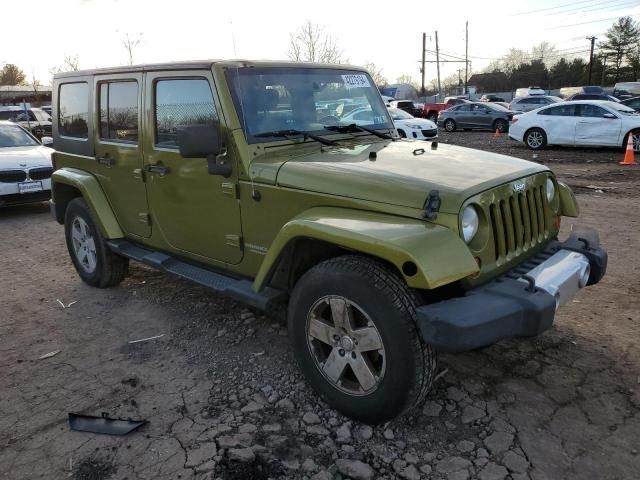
[230,20,237,57]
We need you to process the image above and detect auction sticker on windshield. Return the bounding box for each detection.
[18,181,43,194]
[342,74,371,88]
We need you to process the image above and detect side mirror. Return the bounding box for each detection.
[177,124,232,178]
[41,136,54,147]
[603,113,616,119]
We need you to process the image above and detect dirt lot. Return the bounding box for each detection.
[1,134,639,480]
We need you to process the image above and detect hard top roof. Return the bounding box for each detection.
[53,59,366,79]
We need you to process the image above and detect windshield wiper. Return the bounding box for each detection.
[254,129,337,146]
[324,123,393,140]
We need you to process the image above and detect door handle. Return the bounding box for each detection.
[144,163,170,176]
[96,154,115,167]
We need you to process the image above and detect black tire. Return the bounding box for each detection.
[64,197,128,288]
[427,112,438,123]
[397,129,407,138]
[288,255,436,424]
[494,119,508,133]
[622,129,640,152]
[524,127,547,150]
[444,119,457,132]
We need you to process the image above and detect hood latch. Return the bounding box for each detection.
[423,190,441,220]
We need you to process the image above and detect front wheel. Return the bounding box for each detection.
[288,255,436,424]
[64,198,129,287]
[525,128,547,150]
[427,112,438,123]
[622,129,640,152]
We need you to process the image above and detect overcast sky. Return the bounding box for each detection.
[3,0,640,86]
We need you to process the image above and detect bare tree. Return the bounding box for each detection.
[123,33,142,65]
[362,62,387,86]
[288,21,345,63]
[49,54,80,77]
[30,71,41,99]
[395,75,420,89]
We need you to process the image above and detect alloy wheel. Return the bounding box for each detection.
[527,131,543,149]
[306,296,386,396]
[71,216,97,274]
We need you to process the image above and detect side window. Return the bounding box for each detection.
[59,82,89,138]
[577,104,606,118]
[99,81,139,143]
[456,105,471,112]
[155,78,218,148]
[539,105,576,116]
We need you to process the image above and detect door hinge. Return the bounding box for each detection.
[221,182,238,198]
[225,234,242,248]
[133,168,145,182]
[138,213,151,226]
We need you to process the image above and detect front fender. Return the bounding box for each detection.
[51,168,123,238]
[253,207,479,291]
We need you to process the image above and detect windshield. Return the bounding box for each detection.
[0,124,39,147]
[388,108,414,120]
[225,67,393,143]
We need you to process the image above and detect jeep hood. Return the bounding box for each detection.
[259,141,548,213]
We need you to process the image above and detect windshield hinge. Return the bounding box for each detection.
[423,190,441,221]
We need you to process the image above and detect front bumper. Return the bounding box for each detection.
[416,230,607,352]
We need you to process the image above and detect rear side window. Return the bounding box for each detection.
[59,82,89,138]
[538,105,576,116]
[577,104,607,118]
[154,78,218,148]
[99,81,139,143]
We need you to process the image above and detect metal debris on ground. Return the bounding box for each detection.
[68,412,147,435]
[38,350,60,360]
[127,334,165,344]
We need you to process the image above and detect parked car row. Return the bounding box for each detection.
[0,106,52,138]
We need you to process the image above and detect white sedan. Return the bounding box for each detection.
[0,121,54,206]
[387,108,438,140]
[509,100,640,151]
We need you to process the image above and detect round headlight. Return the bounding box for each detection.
[546,178,555,203]
[462,206,479,243]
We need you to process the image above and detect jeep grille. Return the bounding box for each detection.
[489,184,549,261]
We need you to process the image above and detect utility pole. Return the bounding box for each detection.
[465,21,469,95]
[421,33,426,96]
[586,36,596,84]
[435,31,442,101]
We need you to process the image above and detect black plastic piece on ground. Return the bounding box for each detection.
[69,412,147,435]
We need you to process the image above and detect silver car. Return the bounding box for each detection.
[509,95,562,112]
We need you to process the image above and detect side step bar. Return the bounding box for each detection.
[107,239,286,311]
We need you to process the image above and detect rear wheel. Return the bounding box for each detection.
[494,119,508,133]
[288,255,436,424]
[525,128,547,150]
[64,198,128,287]
[444,119,457,132]
[427,112,438,123]
[622,129,640,152]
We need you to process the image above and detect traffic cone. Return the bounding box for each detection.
[620,134,637,166]
[494,128,500,138]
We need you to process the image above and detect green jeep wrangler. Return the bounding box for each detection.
[50,61,607,423]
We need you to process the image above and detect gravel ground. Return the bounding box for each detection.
[1,135,639,480]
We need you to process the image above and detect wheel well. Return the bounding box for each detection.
[52,183,81,224]
[267,238,403,293]
[397,129,406,137]
[524,126,545,138]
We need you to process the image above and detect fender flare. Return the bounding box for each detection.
[558,181,579,218]
[252,207,479,291]
[51,168,123,238]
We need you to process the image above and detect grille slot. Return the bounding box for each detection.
[28,167,54,180]
[489,184,549,262]
[0,170,27,183]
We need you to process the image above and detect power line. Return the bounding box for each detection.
[545,13,640,30]
[558,0,640,16]
[511,0,602,16]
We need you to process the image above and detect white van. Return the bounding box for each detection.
[613,82,640,99]
[515,86,546,97]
